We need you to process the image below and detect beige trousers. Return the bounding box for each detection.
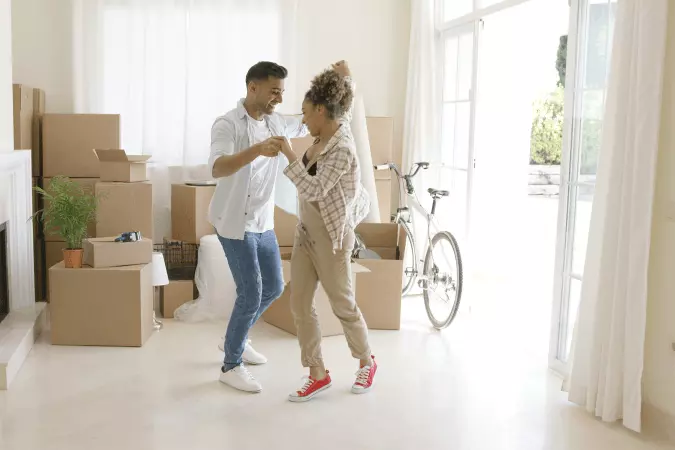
[290,201,371,367]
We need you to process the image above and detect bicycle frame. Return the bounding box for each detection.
[381,162,445,284]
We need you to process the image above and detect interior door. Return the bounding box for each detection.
[550,0,617,374]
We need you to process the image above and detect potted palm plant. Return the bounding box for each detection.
[33,176,100,268]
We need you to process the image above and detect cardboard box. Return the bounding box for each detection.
[366,117,394,165]
[12,84,34,151]
[42,114,120,177]
[44,241,66,301]
[161,280,195,319]
[274,207,298,247]
[42,178,98,242]
[34,239,45,302]
[375,170,392,223]
[32,88,45,177]
[263,255,370,337]
[171,184,216,244]
[93,149,151,182]
[49,262,153,347]
[96,182,153,240]
[83,237,153,268]
[352,222,407,330]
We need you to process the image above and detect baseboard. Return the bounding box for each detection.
[0,303,48,390]
[642,402,675,444]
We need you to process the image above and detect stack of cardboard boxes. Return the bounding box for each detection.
[48,148,156,347]
[161,183,216,318]
[49,236,154,347]
[13,83,46,302]
[41,114,121,299]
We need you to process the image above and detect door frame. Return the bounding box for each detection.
[549,0,585,377]
[438,21,482,243]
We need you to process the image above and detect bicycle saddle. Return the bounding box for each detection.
[428,188,449,198]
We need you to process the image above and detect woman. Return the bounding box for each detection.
[279,61,376,402]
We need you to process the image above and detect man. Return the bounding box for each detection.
[209,61,307,393]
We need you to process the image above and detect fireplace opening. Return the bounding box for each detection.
[0,222,8,323]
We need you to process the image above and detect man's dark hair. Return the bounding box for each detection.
[245,61,288,85]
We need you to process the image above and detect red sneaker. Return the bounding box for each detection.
[352,356,377,394]
[288,371,332,403]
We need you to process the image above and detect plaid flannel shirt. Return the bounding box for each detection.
[284,124,370,251]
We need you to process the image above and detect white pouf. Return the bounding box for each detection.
[174,234,236,323]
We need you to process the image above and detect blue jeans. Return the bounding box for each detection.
[218,230,284,372]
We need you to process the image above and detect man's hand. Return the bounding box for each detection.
[332,60,351,78]
[257,137,282,157]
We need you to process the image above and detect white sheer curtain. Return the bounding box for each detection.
[566,0,669,432]
[72,0,298,240]
[401,0,440,273]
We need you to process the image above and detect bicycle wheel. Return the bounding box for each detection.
[398,219,417,296]
[422,231,463,329]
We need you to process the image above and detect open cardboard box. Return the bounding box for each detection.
[263,249,370,337]
[353,222,407,330]
[94,149,151,182]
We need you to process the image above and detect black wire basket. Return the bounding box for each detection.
[154,239,199,281]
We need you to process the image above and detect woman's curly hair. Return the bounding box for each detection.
[304,69,354,120]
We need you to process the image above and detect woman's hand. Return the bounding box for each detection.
[332,60,351,78]
[276,136,298,163]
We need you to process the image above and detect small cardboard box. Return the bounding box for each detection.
[171,184,216,244]
[161,280,195,319]
[93,149,151,182]
[42,114,120,177]
[263,254,370,337]
[49,262,153,347]
[274,207,298,247]
[83,237,153,268]
[42,178,99,242]
[12,84,34,152]
[96,182,153,240]
[352,222,407,330]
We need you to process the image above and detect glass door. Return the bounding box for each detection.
[550,0,617,374]
[435,21,481,245]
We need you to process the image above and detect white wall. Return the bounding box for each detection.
[644,2,675,425]
[0,0,14,151]
[10,0,411,162]
[293,0,411,165]
[11,0,74,113]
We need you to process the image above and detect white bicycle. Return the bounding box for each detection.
[373,162,463,329]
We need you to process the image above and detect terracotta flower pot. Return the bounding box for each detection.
[63,249,84,269]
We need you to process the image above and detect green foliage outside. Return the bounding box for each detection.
[530,87,564,165]
[33,176,100,249]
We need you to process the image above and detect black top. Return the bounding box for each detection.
[302,152,317,176]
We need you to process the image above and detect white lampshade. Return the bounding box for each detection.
[151,252,170,287]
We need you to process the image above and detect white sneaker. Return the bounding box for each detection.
[218,338,268,365]
[219,365,262,393]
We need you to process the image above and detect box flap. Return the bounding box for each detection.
[94,149,151,163]
[354,223,400,248]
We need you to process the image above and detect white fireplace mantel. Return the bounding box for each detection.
[0,150,35,310]
[0,150,45,390]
